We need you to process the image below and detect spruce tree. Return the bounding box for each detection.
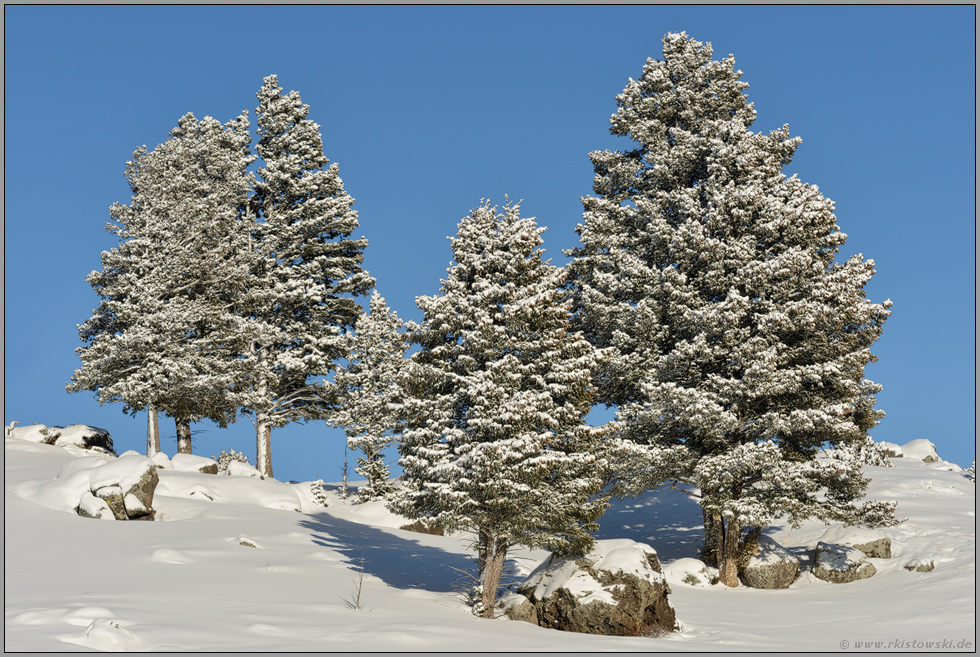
[328,291,407,501]
[566,33,895,586]
[240,75,375,477]
[68,113,255,454]
[391,200,612,617]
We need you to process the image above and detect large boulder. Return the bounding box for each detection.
[820,526,892,559]
[7,423,115,455]
[813,542,876,583]
[900,439,940,463]
[497,593,538,624]
[81,455,159,521]
[515,539,675,637]
[741,536,800,589]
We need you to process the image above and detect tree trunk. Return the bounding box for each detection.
[176,418,192,454]
[479,531,508,619]
[718,514,741,587]
[146,404,161,456]
[256,412,273,478]
[702,510,723,568]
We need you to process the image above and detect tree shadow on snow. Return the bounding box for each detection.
[596,486,707,563]
[297,513,475,594]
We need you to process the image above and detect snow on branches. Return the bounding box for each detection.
[328,291,407,501]
[390,200,613,616]
[566,33,894,586]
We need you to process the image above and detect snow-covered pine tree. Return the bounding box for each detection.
[566,33,895,587]
[390,200,612,617]
[328,291,407,501]
[68,113,255,455]
[239,75,376,478]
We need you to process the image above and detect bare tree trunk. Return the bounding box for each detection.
[254,353,274,478]
[256,412,273,478]
[146,404,161,456]
[479,531,508,619]
[702,510,723,568]
[718,515,741,587]
[176,418,192,454]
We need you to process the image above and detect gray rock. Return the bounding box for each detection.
[50,425,116,455]
[93,485,128,520]
[123,463,159,512]
[77,491,113,520]
[813,542,876,583]
[123,493,153,520]
[498,593,538,624]
[517,539,675,636]
[741,536,800,589]
[88,457,159,520]
[905,558,935,573]
[851,538,891,559]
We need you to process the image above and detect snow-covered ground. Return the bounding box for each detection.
[4,434,975,652]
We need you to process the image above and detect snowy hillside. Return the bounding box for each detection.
[4,434,975,652]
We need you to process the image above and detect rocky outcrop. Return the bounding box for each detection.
[78,455,159,521]
[514,539,675,636]
[741,536,800,589]
[813,542,876,583]
[498,593,538,624]
[820,527,892,559]
[7,423,115,455]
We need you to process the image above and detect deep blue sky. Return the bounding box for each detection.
[4,6,975,481]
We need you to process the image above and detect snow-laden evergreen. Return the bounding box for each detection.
[566,33,894,586]
[328,291,407,501]
[390,200,613,617]
[68,113,256,455]
[238,75,376,477]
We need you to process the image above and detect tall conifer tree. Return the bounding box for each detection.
[68,113,255,454]
[566,33,895,586]
[240,75,375,477]
[392,201,612,616]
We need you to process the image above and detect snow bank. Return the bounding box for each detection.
[901,439,940,462]
[155,470,302,514]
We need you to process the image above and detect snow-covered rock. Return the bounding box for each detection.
[813,542,876,583]
[515,539,675,636]
[905,558,935,573]
[77,491,114,520]
[877,442,904,458]
[497,593,537,624]
[741,536,800,589]
[7,423,115,455]
[149,452,172,470]
[87,455,159,520]
[820,526,892,559]
[662,558,715,587]
[13,451,158,520]
[901,439,940,463]
[224,460,264,478]
[170,454,218,475]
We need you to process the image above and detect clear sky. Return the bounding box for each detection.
[4,6,975,482]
